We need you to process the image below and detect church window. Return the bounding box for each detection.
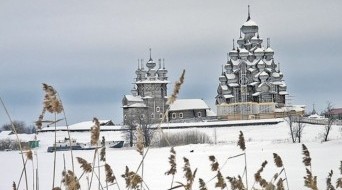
[156,107,160,112]
[197,112,202,117]
[179,113,183,118]
[159,113,163,119]
[172,113,176,119]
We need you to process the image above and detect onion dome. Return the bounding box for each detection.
[219,75,227,83]
[265,47,274,56]
[146,48,156,69]
[239,47,249,57]
[224,62,233,72]
[254,47,264,58]
[241,20,258,35]
[229,49,238,58]
[146,58,156,69]
[259,71,269,81]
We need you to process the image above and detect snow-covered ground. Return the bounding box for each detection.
[0,120,341,189]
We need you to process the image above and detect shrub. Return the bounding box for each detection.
[153,130,212,147]
[0,138,20,151]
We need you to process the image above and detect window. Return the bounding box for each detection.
[179,113,183,119]
[151,113,154,119]
[197,112,202,117]
[159,113,163,119]
[140,114,144,119]
[172,113,176,119]
[156,107,160,112]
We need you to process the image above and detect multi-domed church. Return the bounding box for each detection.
[215,7,293,120]
[123,7,303,123]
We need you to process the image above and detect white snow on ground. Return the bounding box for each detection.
[0,120,341,189]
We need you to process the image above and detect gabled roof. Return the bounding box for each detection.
[169,99,210,111]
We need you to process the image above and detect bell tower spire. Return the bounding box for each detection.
[149,48,152,61]
[247,5,251,21]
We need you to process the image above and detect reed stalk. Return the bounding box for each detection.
[0,97,28,190]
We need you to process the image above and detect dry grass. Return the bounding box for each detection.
[90,118,100,146]
[104,163,116,183]
[76,157,92,173]
[136,126,144,155]
[61,170,80,190]
[121,166,143,189]
[302,144,318,190]
[167,69,185,105]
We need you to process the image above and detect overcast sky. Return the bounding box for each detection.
[0,1,342,125]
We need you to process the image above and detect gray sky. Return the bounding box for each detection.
[1,1,342,125]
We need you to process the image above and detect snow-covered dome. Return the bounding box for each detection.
[254,47,264,57]
[146,58,156,69]
[229,49,238,58]
[239,47,249,57]
[241,20,259,34]
[219,75,227,83]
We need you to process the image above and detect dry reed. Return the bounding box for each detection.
[181,157,197,190]
[326,170,334,190]
[254,160,268,188]
[76,157,92,173]
[209,155,219,172]
[273,153,283,168]
[12,181,16,190]
[121,166,142,189]
[91,117,100,146]
[167,69,185,105]
[105,163,116,183]
[100,147,106,162]
[199,178,208,190]
[302,144,318,190]
[165,147,177,176]
[136,126,144,155]
[61,170,80,190]
[215,170,226,189]
[227,176,245,190]
[237,131,246,151]
[0,97,28,190]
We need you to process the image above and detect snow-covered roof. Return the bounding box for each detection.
[243,20,258,27]
[220,85,228,91]
[169,99,210,111]
[308,114,325,119]
[125,95,143,102]
[249,81,259,86]
[275,106,305,113]
[279,91,288,95]
[40,120,122,132]
[0,130,13,138]
[206,109,217,117]
[223,95,234,99]
[135,80,169,84]
[265,47,274,53]
[225,73,236,80]
[125,103,147,108]
[228,83,239,87]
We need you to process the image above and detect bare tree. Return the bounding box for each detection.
[1,120,28,134]
[285,112,297,143]
[123,108,153,147]
[322,102,336,142]
[285,112,306,143]
[294,116,305,143]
